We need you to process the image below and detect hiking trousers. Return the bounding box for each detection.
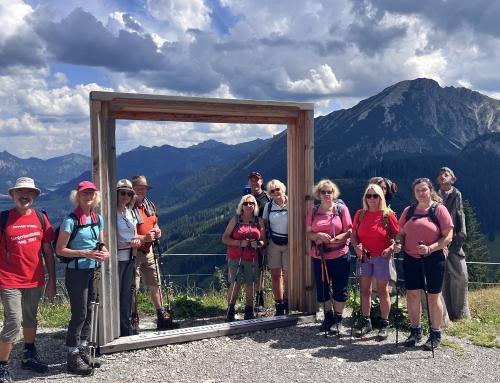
[442,249,471,321]
[65,268,94,347]
[119,258,136,336]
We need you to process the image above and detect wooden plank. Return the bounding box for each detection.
[108,111,295,124]
[100,315,316,354]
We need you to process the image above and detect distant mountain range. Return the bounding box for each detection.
[2,78,499,255]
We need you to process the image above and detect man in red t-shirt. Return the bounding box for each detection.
[132,175,177,331]
[0,177,56,381]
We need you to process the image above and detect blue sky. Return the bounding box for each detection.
[1,0,499,158]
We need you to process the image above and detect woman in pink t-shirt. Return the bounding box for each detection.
[306,179,352,335]
[394,178,453,351]
[351,183,399,340]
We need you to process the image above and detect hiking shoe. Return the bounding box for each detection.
[355,317,372,338]
[243,305,255,320]
[283,299,289,314]
[21,347,48,373]
[255,291,265,311]
[157,310,180,330]
[377,320,390,341]
[67,352,92,376]
[329,313,343,336]
[423,330,442,351]
[79,346,101,368]
[275,302,286,316]
[225,306,236,322]
[404,327,423,347]
[0,364,13,383]
[319,310,335,332]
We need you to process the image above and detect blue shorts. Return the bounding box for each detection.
[360,255,391,281]
[403,251,445,294]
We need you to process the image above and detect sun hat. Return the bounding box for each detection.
[131,175,152,190]
[116,179,134,192]
[8,177,41,197]
[77,181,98,192]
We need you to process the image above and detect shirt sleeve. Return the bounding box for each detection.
[306,207,314,228]
[388,211,400,235]
[61,216,74,235]
[42,215,55,243]
[398,206,410,229]
[341,205,352,231]
[352,209,361,232]
[436,204,454,233]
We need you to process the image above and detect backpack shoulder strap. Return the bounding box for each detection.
[67,213,81,243]
[355,209,366,233]
[0,210,9,234]
[429,202,441,228]
[405,203,417,222]
[382,208,394,238]
[229,215,241,239]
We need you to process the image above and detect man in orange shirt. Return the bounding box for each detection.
[132,175,177,330]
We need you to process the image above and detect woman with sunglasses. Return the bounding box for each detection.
[351,184,399,339]
[222,194,266,322]
[56,181,109,375]
[116,179,142,336]
[306,179,352,334]
[262,179,288,316]
[394,178,453,350]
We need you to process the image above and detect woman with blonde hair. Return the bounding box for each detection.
[394,178,453,351]
[262,179,288,316]
[222,194,266,322]
[351,184,399,339]
[56,181,109,375]
[306,179,352,335]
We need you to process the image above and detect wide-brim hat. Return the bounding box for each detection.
[116,179,134,192]
[8,177,41,197]
[131,175,152,190]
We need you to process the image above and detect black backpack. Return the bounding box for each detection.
[263,201,288,245]
[404,202,440,228]
[1,209,47,257]
[54,213,101,266]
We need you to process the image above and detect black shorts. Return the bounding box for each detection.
[403,250,445,294]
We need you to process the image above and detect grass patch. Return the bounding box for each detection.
[441,338,465,354]
[445,287,500,348]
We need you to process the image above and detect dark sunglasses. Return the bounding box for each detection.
[270,188,281,194]
[242,202,255,206]
[366,194,380,199]
[320,190,333,195]
[119,191,134,197]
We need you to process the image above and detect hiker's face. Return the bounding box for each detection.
[78,189,96,208]
[133,185,148,201]
[378,181,388,196]
[438,171,453,186]
[248,176,262,194]
[12,188,36,209]
[414,182,431,203]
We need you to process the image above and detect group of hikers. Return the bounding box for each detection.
[0,167,470,382]
[221,168,470,349]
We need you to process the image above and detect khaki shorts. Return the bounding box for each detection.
[228,259,258,285]
[135,248,160,289]
[0,287,43,342]
[267,240,289,271]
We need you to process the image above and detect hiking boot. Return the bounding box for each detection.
[404,327,423,347]
[255,291,265,311]
[329,313,343,336]
[67,352,92,376]
[275,302,286,316]
[355,317,372,338]
[21,347,48,373]
[243,305,255,320]
[423,330,442,351]
[79,346,101,368]
[0,364,13,383]
[377,320,390,341]
[225,306,236,322]
[283,299,289,314]
[319,310,335,332]
[157,310,180,330]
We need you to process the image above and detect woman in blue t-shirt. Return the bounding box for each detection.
[55,181,109,376]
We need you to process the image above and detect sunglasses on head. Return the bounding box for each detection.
[242,201,255,206]
[366,194,380,199]
[119,191,134,197]
[270,188,281,194]
[320,190,333,195]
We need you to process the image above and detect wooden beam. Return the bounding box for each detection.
[100,315,316,354]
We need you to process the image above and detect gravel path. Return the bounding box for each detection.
[8,322,500,383]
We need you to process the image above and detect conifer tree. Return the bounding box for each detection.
[463,200,489,285]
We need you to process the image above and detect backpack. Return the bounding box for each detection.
[355,208,395,239]
[404,202,440,228]
[54,213,101,266]
[264,201,288,246]
[1,209,47,258]
[310,200,347,252]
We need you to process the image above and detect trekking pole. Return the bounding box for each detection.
[88,242,103,374]
[318,244,329,338]
[153,239,173,313]
[418,241,434,358]
[227,244,245,321]
[130,248,139,334]
[394,250,400,347]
